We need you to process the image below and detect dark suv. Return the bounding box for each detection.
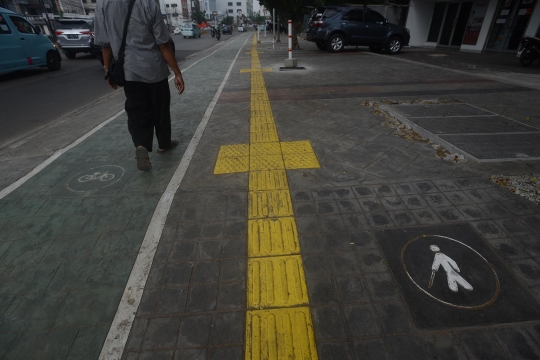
[306,6,410,54]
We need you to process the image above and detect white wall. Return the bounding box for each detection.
[405,0,435,47]
[460,0,498,52]
[524,0,540,37]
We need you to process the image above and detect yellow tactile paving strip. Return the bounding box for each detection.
[213,36,320,359]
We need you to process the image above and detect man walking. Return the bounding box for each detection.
[94,0,185,171]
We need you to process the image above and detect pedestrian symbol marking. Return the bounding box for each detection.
[401,234,500,310]
[66,165,125,193]
[429,245,473,292]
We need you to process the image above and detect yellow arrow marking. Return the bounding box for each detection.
[214,35,319,360]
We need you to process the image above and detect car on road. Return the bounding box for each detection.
[55,19,95,59]
[238,25,244,32]
[181,23,201,38]
[306,6,410,54]
[173,26,181,35]
[0,7,61,74]
[222,25,232,35]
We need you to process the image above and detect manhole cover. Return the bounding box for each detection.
[66,165,125,193]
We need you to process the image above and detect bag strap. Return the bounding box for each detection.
[117,0,136,64]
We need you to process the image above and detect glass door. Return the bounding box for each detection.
[427,1,474,47]
[439,3,461,45]
[486,0,538,52]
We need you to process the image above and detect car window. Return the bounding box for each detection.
[55,20,92,30]
[0,14,12,34]
[311,7,340,21]
[343,9,364,22]
[365,11,386,24]
[9,16,36,34]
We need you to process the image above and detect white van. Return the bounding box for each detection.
[181,23,201,38]
[0,7,61,74]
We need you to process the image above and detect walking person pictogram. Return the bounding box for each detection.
[428,245,473,292]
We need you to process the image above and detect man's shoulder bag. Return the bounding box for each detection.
[105,0,136,87]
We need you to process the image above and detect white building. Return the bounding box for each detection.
[405,0,540,53]
[202,0,252,23]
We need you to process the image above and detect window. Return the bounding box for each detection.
[227,2,232,5]
[236,2,241,5]
[0,14,11,34]
[165,4,169,7]
[228,9,233,13]
[365,11,385,24]
[342,9,363,22]
[237,9,241,13]
[9,16,36,34]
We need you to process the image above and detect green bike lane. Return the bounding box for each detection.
[0,34,251,360]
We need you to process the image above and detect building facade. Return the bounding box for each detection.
[406,0,540,53]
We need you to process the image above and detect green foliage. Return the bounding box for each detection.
[221,15,234,25]
[191,6,206,24]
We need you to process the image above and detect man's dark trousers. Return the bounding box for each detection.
[124,78,171,152]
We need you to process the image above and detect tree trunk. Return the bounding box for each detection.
[276,9,301,50]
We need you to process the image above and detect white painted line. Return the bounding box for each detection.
[0,108,125,200]
[98,33,252,360]
[0,35,245,201]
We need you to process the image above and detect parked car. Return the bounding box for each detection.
[0,7,61,74]
[238,25,244,32]
[55,19,95,59]
[222,25,232,35]
[181,23,201,38]
[306,6,410,54]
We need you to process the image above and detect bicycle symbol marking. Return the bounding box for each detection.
[66,165,125,193]
[78,171,115,183]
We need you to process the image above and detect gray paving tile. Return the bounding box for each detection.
[374,184,397,197]
[457,330,506,359]
[162,262,193,286]
[401,194,429,210]
[487,238,531,260]
[154,287,188,315]
[386,335,429,360]
[463,189,494,204]
[319,341,353,360]
[471,221,508,239]
[221,237,247,258]
[492,326,540,359]
[389,210,418,227]
[373,301,415,335]
[210,311,244,345]
[177,313,212,347]
[364,272,401,301]
[343,213,370,232]
[191,260,220,284]
[423,193,452,208]
[4,328,78,360]
[393,183,418,195]
[142,317,180,349]
[411,208,443,225]
[356,249,389,274]
[510,258,540,286]
[316,201,340,215]
[138,350,174,360]
[217,281,244,310]
[303,254,332,279]
[432,179,459,192]
[173,348,206,360]
[125,318,148,351]
[437,206,466,222]
[312,306,348,341]
[496,218,532,237]
[353,338,390,360]
[413,181,439,194]
[353,186,376,198]
[208,346,242,359]
[186,284,218,312]
[422,332,467,360]
[66,325,109,360]
[344,303,381,338]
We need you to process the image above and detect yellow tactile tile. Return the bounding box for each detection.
[240,68,273,73]
[280,140,315,155]
[250,142,282,156]
[250,131,280,143]
[283,153,321,170]
[248,190,293,218]
[251,110,273,118]
[250,155,285,171]
[247,255,309,308]
[245,307,318,360]
[214,156,249,174]
[248,217,300,257]
[249,170,289,191]
[251,123,277,134]
[218,144,250,157]
[250,116,274,125]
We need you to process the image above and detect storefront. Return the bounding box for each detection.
[406,0,540,52]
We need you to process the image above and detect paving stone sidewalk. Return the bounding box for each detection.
[122,38,540,360]
[1,33,540,360]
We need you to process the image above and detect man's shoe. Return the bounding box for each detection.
[135,147,152,171]
[157,140,179,153]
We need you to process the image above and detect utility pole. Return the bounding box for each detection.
[38,0,56,42]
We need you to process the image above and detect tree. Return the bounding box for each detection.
[191,6,206,25]
[258,0,326,49]
[221,15,234,25]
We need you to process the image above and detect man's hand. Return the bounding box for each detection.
[106,77,118,90]
[174,74,184,94]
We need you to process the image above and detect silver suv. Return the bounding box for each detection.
[55,19,94,59]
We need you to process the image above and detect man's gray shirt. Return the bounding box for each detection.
[94,0,170,83]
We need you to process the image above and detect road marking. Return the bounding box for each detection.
[213,35,319,360]
[0,35,242,201]
[99,34,252,360]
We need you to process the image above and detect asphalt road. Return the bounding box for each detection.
[0,31,238,148]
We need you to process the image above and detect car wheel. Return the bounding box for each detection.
[65,52,76,59]
[327,34,344,52]
[315,41,327,51]
[520,50,534,67]
[369,45,383,53]
[386,37,402,55]
[46,51,61,71]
